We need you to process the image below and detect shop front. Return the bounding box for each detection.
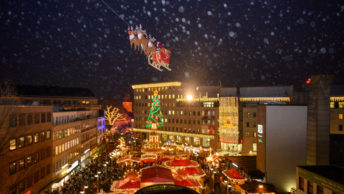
[193,138,200,147]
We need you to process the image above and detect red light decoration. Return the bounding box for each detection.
[306,78,311,84]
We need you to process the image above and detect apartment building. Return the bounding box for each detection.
[0,85,101,193]
[0,105,53,194]
[296,166,344,194]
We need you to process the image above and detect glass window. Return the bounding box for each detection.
[41,167,45,178]
[18,159,25,171]
[17,179,25,192]
[18,137,25,148]
[339,125,343,131]
[34,113,40,124]
[41,112,46,123]
[339,114,343,120]
[307,180,313,194]
[26,135,33,145]
[317,185,323,194]
[26,156,32,167]
[247,112,251,118]
[9,161,17,175]
[47,112,51,122]
[27,113,33,125]
[34,171,39,183]
[33,153,39,164]
[40,131,45,141]
[9,185,16,194]
[26,175,33,188]
[9,139,16,150]
[46,164,51,174]
[299,177,304,191]
[19,113,25,126]
[46,130,51,139]
[9,114,17,127]
[253,112,256,117]
[34,133,39,143]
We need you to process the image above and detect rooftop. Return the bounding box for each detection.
[298,165,344,185]
[14,85,95,97]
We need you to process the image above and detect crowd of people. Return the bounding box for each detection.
[52,149,126,193]
[52,138,237,194]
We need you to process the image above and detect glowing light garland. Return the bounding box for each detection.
[146,90,164,128]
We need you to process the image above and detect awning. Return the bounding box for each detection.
[222,168,245,180]
[142,159,156,163]
[165,159,199,168]
[117,156,140,163]
[141,166,174,183]
[183,167,206,177]
[174,178,202,188]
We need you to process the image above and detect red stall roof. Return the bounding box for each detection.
[223,168,244,180]
[141,166,174,183]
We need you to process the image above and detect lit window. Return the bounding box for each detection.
[18,137,25,148]
[26,135,33,145]
[330,102,334,108]
[18,159,25,170]
[10,139,16,150]
[26,156,32,167]
[9,161,17,175]
[46,130,51,139]
[339,114,343,120]
[34,133,39,143]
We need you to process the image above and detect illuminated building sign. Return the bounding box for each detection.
[258,124,263,134]
[258,124,263,143]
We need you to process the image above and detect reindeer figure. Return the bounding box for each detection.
[128,26,172,71]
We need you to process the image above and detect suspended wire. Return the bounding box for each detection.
[100,0,129,26]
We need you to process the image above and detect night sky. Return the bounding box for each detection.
[1,0,344,98]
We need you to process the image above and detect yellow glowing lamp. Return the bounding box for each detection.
[186,94,193,101]
[154,90,159,95]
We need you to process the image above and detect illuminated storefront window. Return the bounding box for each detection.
[185,137,190,145]
[169,135,174,142]
[161,134,168,142]
[194,138,200,146]
[203,138,210,147]
[176,136,183,144]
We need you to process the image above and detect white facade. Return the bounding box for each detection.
[260,106,308,192]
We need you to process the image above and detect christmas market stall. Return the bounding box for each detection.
[222,168,246,184]
[140,166,174,188]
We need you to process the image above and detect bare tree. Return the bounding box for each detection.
[105,105,126,126]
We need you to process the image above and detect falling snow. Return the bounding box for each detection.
[0,0,343,98]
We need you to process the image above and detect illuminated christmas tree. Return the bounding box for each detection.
[146,90,164,129]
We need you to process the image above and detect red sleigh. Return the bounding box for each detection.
[148,48,171,71]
